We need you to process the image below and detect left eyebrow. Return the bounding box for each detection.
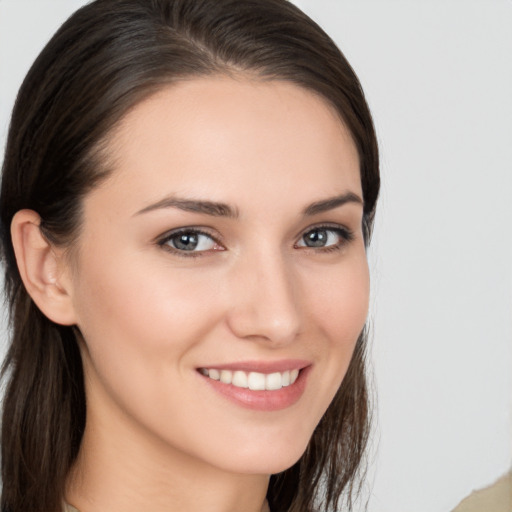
[134,196,239,218]
[302,192,363,216]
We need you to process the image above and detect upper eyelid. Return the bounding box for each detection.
[156,226,223,244]
[295,222,353,239]
[295,225,353,245]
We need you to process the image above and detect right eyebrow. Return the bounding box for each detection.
[302,192,363,216]
[134,196,240,219]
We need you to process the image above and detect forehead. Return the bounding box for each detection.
[95,77,361,215]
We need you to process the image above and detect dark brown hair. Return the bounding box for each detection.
[0,1,379,511]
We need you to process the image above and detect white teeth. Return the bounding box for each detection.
[220,370,232,384]
[200,368,301,390]
[266,372,282,391]
[232,370,248,388]
[209,369,220,380]
[248,372,266,390]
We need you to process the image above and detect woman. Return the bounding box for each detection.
[0,0,379,511]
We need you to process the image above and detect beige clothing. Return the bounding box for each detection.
[451,471,512,512]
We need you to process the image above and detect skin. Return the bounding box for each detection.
[17,77,369,512]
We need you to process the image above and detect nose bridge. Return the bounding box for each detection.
[226,246,302,345]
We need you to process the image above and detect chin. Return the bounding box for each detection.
[213,433,311,476]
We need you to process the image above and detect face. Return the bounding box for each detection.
[65,77,369,475]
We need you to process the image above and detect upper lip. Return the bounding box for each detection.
[197,359,311,374]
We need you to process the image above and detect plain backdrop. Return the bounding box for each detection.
[0,1,511,511]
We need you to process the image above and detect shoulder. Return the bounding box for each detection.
[451,471,511,512]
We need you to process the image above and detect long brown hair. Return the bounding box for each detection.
[0,1,380,511]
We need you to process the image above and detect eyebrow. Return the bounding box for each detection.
[302,192,363,216]
[135,191,363,218]
[135,197,239,218]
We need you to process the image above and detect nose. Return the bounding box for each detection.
[225,250,302,346]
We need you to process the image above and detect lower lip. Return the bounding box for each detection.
[198,367,311,411]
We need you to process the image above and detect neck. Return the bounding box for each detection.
[66,391,270,512]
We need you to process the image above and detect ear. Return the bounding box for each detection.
[11,209,78,326]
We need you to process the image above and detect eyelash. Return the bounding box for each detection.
[156,224,354,258]
[156,228,222,259]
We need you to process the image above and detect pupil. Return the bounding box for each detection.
[174,233,198,251]
[305,229,327,247]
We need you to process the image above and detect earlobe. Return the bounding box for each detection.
[10,209,77,326]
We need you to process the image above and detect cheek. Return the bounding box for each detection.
[70,249,227,410]
[302,251,369,398]
[70,251,228,439]
[308,253,370,344]
[74,251,220,347]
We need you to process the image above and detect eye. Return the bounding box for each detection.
[296,226,353,250]
[158,228,222,254]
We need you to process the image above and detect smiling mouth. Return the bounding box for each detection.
[198,368,300,391]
